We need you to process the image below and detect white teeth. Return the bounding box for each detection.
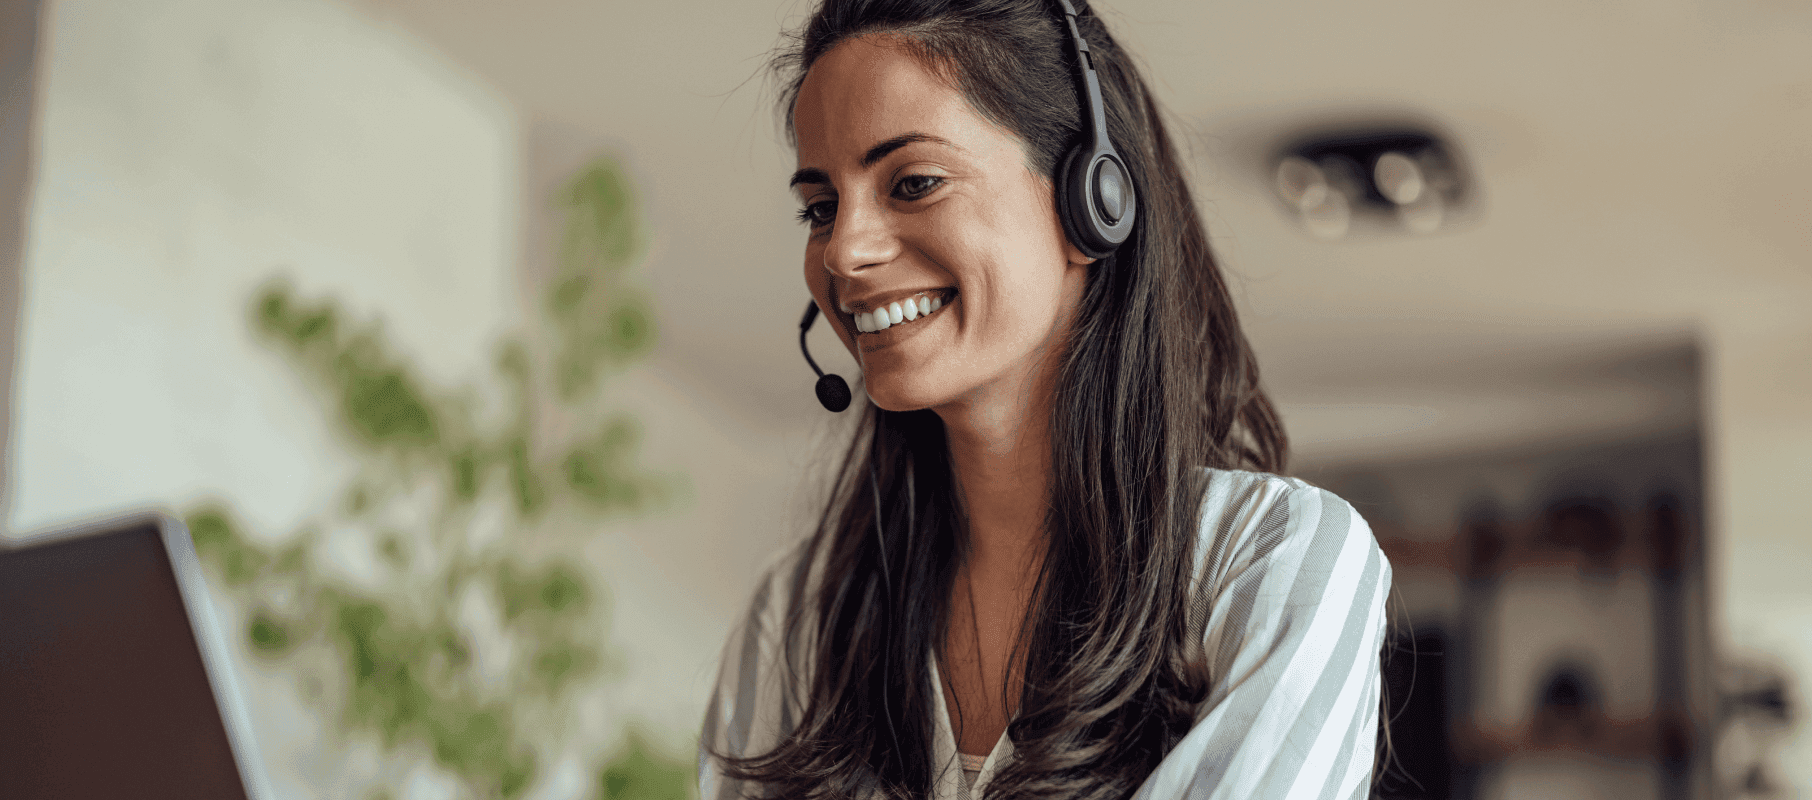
[851,292,955,333]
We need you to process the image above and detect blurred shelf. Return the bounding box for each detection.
[1452,709,1697,765]
[1372,501,1699,579]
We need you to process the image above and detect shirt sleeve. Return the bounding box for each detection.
[1135,477,1393,800]
[697,549,808,800]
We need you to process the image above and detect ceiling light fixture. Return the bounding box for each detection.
[1271,126,1471,239]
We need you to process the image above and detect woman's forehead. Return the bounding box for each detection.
[792,35,995,167]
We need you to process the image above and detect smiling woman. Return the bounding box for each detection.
[699,1,1391,799]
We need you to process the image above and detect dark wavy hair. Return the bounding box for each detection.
[715,0,1288,797]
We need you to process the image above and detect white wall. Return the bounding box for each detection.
[12,0,519,535]
[12,0,519,795]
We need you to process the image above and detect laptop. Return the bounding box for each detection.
[0,510,272,800]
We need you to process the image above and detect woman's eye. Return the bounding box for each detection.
[795,200,837,228]
[893,174,943,200]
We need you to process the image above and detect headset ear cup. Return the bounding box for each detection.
[1092,153,1136,247]
[1056,145,1113,260]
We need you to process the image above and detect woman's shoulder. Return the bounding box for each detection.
[1154,471,1393,795]
[1188,468,1387,610]
[1194,467,1369,539]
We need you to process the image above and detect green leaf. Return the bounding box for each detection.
[187,506,268,588]
[540,566,587,614]
[598,732,691,800]
[496,560,592,622]
[187,507,236,562]
[451,448,481,502]
[559,159,640,275]
[499,749,538,799]
[248,611,293,654]
[336,346,439,448]
[532,640,598,695]
[507,436,546,517]
[377,531,409,570]
[605,299,654,360]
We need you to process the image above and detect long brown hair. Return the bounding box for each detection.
[717,1,1287,797]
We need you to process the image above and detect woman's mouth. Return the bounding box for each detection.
[851,290,955,334]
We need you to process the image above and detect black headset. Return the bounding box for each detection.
[1051,0,1137,260]
[800,0,1136,412]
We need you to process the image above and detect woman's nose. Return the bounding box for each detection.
[822,199,900,278]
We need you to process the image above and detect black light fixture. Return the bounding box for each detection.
[1271,126,1471,239]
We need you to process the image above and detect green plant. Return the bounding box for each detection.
[188,155,692,799]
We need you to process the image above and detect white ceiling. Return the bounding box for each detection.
[349,0,1810,465]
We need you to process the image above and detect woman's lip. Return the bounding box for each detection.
[853,294,955,351]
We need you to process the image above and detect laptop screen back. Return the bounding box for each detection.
[0,521,251,800]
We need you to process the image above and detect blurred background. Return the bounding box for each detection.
[0,0,1807,798]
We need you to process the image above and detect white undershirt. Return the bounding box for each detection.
[958,752,987,791]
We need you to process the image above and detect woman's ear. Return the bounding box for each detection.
[1063,240,1099,266]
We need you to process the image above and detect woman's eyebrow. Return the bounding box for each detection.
[789,168,831,190]
[788,131,959,189]
[859,131,955,167]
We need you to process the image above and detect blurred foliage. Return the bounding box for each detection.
[188,155,693,799]
[599,730,693,800]
[550,160,656,402]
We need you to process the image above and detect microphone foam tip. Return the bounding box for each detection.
[815,374,851,412]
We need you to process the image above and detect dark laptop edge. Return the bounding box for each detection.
[7,509,275,800]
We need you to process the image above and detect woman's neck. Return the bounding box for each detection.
[937,356,1057,583]
[943,408,1047,578]
[933,366,1057,756]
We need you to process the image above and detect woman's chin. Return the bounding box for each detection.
[862,378,956,414]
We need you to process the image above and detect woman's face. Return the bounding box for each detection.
[791,34,1091,415]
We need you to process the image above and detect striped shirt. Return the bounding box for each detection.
[699,469,1393,799]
